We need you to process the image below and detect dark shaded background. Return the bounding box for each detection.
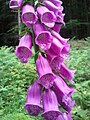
[0,0,90,47]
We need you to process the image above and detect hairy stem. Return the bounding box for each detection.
[18,9,21,39]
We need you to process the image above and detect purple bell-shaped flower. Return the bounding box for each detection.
[50,56,64,72]
[42,89,62,120]
[52,23,62,33]
[22,4,37,27]
[36,54,55,89]
[56,113,73,120]
[50,30,69,45]
[56,11,65,24]
[50,36,64,55]
[60,63,76,84]
[37,6,56,28]
[53,76,76,112]
[48,0,63,8]
[43,0,63,13]
[15,33,32,63]
[9,0,23,9]
[24,81,42,116]
[33,21,53,50]
[53,76,76,98]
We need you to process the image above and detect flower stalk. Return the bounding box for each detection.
[18,8,21,39]
[9,0,76,119]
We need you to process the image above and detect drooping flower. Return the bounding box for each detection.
[22,4,37,27]
[36,54,55,89]
[50,30,69,44]
[50,36,64,55]
[52,23,62,33]
[43,0,65,24]
[48,0,63,8]
[46,48,57,62]
[53,76,76,98]
[9,0,23,9]
[37,6,56,28]
[61,43,70,55]
[24,81,42,116]
[43,0,63,13]
[48,36,70,57]
[33,21,53,50]
[42,89,62,120]
[53,76,76,112]
[56,113,73,120]
[50,56,64,72]
[15,33,32,63]
[56,11,65,24]
[60,63,76,84]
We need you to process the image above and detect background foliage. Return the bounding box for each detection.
[0,39,90,120]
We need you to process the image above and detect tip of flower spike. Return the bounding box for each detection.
[42,110,62,120]
[24,104,42,116]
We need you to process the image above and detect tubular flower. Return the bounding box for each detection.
[50,56,64,72]
[24,81,42,116]
[37,6,56,28]
[22,4,37,27]
[33,21,53,50]
[61,43,70,55]
[56,11,65,24]
[53,76,76,98]
[46,46,64,72]
[43,0,63,13]
[46,48,58,62]
[15,33,32,63]
[53,76,76,112]
[50,30,69,45]
[49,37,70,56]
[48,0,63,8]
[60,63,76,84]
[56,113,73,120]
[42,89,62,120]
[52,23,62,33]
[9,0,23,9]
[50,37,64,55]
[43,0,64,24]
[36,54,55,89]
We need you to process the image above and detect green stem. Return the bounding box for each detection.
[18,9,21,39]
[31,28,39,63]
